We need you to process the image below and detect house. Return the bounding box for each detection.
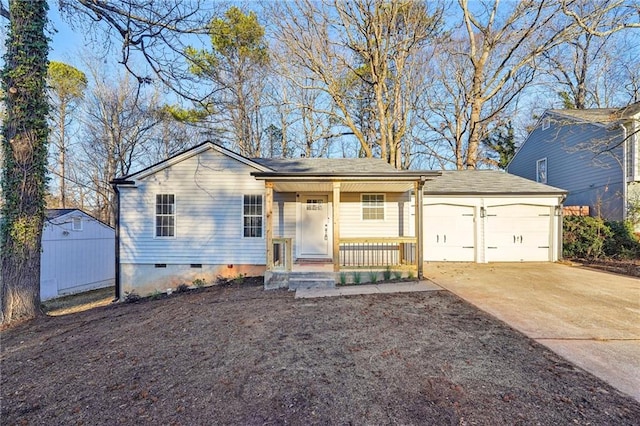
[41,209,115,300]
[507,102,640,223]
[112,142,566,298]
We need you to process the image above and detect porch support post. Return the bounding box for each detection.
[332,181,341,272]
[265,182,274,271]
[415,179,425,279]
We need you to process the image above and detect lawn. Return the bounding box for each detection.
[2,281,639,425]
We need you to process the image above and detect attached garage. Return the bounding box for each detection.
[485,204,553,262]
[421,171,566,263]
[424,203,476,261]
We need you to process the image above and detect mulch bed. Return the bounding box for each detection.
[572,258,640,278]
[2,281,639,425]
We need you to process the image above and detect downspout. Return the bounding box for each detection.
[417,176,426,279]
[619,123,628,220]
[111,181,121,302]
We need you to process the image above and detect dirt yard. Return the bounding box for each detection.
[2,281,639,425]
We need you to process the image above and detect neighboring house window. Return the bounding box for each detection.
[542,118,550,130]
[72,217,82,231]
[243,195,263,238]
[155,194,175,237]
[362,194,385,220]
[536,158,547,184]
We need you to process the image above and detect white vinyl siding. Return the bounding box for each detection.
[41,211,114,300]
[155,194,175,237]
[362,194,385,220]
[119,148,266,265]
[243,194,263,238]
[340,193,407,238]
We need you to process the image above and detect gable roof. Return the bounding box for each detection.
[45,209,78,220]
[546,101,640,125]
[424,170,566,195]
[113,141,272,183]
[251,157,398,174]
[44,208,114,229]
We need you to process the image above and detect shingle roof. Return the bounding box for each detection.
[548,101,640,124]
[424,170,566,195]
[251,157,398,174]
[45,209,78,220]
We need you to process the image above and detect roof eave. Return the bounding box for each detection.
[251,171,442,181]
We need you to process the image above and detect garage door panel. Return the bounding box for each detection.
[424,204,475,261]
[486,205,551,262]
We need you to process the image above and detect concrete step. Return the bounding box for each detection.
[288,277,336,290]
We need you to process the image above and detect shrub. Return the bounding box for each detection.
[175,283,190,293]
[563,216,611,259]
[368,271,378,283]
[393,270,403,280]
[150,290,163,300]
[339,272,348,285]
[124,291,140,303]
[603,220,640,259]
[407,270,415,280]
[353,271,361,285]
[192,278,206,288]
[383,266,391,281]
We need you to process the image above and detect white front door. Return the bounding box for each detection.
[299,195,330,258]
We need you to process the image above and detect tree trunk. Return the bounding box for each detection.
[1,0,50,325]
[59,102,67,207]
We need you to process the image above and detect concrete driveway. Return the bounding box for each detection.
[424,262,640,402]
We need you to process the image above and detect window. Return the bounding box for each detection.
[72,217,82,231]
[243,195,263,238]
[155,194,175,237]
[536,158,547,184]
[362,194,384,220]
[542,117,550,130]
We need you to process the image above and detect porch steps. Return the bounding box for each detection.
[264,271,337,290]
[287,272,336,291]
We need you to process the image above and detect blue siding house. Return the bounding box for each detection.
[507,103,640,223]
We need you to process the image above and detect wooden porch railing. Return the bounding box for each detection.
[339,237,417,268]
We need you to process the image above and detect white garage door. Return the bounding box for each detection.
[424,204,475,261]
[485,205,552,262]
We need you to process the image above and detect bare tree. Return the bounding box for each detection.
[272,0,442,168]
[79,65,163,224]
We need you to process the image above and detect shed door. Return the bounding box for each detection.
[424,204,476,261]
[485,205,552,262]
[299,195,330,258]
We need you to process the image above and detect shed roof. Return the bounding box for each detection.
[424,170,566,195]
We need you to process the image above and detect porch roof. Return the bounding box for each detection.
[251,170,441,193]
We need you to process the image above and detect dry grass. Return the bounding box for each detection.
[42,287,114,316]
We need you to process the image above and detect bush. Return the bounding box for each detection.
[603,220,640,259]
[563,216,611,259]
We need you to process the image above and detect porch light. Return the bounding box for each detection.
[480,207,486,218]
[554,205,562,216]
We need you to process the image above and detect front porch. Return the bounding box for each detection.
[251,167,438,289]
[265,236,419,289]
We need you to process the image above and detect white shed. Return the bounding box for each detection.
[41,209,115,300]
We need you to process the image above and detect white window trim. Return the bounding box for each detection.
[154,193,176,239]
[72,216,83,231]
[536,158,547,184]
[542,117,550,130]
[242,194,264,239]
[361,193,386,221]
